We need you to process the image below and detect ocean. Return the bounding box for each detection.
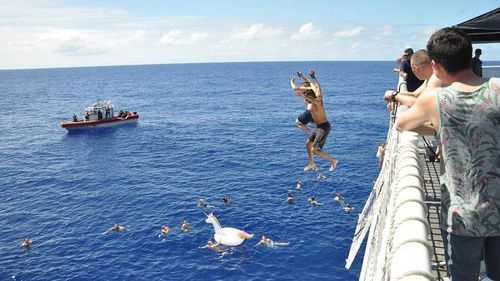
[0,61,395,280]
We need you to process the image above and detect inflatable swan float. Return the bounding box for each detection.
[205,213,254,246]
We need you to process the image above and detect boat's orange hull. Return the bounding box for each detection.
[61,114,139,130]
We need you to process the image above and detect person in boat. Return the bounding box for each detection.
[103,223,128,234]
[85,112,90,121]
[397,28,500,281]
[222,196,230,205]
[105,106,111,119]
[97,110,103,120]
[256,235,289,247]
[384,49,444,110]
[72,113,78,122]
[287,192,294,204]
[161,225,170,235]
[291,69,339,173]
[181,219,190,233]
[21,238,33,248]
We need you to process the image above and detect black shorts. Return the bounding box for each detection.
[308,122,331,149]
[297,110,314,125]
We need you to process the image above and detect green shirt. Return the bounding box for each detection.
[436,79,500,236]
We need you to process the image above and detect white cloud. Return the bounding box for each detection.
[290,22,321,40]
[378,25,393,36]
[0,0,127,27]
[224,23,283,43]
[56,37,108,56]
[159,30,208,46]
[333,26,364,38]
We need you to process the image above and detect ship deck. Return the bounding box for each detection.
[418,137,448,280]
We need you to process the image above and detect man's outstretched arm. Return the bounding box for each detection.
[396,89,439,136]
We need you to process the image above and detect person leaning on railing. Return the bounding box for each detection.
[383,49,444,111]
[396,27,500,281]
[399,48,424,92]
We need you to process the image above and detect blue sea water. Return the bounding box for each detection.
[0,61,395,281]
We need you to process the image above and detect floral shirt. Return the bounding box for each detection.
[436,79,500,236]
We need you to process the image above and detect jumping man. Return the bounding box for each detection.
[291,69,338,172]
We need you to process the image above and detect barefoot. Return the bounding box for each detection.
[329,159,339,172]
[304,164,318,172]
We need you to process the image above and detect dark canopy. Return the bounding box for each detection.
[453,8,500,43]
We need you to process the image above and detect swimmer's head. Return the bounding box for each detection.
[304,89,316,98]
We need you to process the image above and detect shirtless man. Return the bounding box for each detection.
[334,192,343,202]
[291,69,339,172]
[181,219,190,233]
[295,181,302,190]
[161,225,170,235]
[201,240,221,250]
[103,223,128,234]
[22,238,33,248]
[308,196,321,206]
[198,198,208,208]
[256,235,289,247]
[294,80,315,134]
[343,203,353,213]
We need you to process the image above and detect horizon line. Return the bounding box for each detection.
[2,59,500,71]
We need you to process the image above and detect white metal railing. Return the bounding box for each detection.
[346,77,434,281]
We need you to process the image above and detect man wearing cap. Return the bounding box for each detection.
[399,48,424,92]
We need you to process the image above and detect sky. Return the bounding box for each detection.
[1,0,499,69]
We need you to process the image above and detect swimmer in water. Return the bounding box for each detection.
[200,240,221,251]
[21,238,32,248]
[103,223,128,234]
[198,198,208,208]
[181,219,190,233]
[222,196,231,205]
[161,225,170,235]
[256,235,289,247]
[308,196,321,206]
[296,181,302,190]
[343,203,353,213]
[334,192,343,202]
[287,192,294,204]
